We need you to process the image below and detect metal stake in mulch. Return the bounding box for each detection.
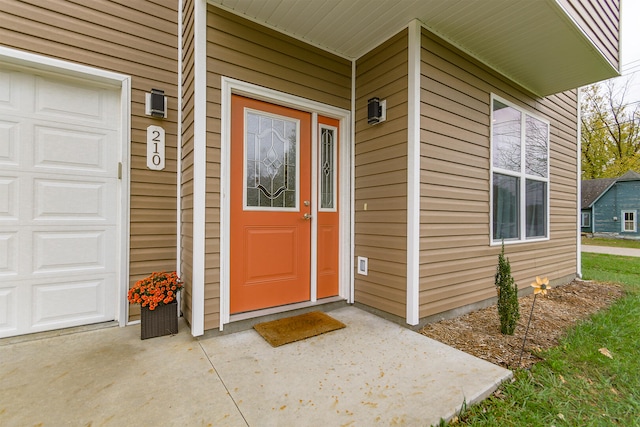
[518,276,550,368]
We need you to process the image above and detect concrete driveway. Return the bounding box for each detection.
[0,306,511,426]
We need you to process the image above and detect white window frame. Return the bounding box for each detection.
[490,94,550,245]
[581,212,591,228]
[622,210,636,232]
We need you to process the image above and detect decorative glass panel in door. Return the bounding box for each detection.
[319,125,336,210]
[245,111,299,209]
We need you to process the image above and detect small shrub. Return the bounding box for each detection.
[495,243,520,335]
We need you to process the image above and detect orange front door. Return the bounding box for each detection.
[230,95,312,314]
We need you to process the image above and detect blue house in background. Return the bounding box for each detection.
[581,171,640,237]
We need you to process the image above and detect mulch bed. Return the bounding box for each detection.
[419,280,624,369]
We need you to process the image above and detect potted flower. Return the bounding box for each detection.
[128,271,183,339]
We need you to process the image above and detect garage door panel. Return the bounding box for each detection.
[0,232,18,275]
[0,120,19,165]
[0,177,19,220]
[0,69,18,109]
[35,76,110,125]
[33,231,108,274]
[34,125,110,173]
[33,179,114,221]
[0,285,18,332]
[31,277,113,328]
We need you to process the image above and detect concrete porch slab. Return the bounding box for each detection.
[0,318,245,426]
[0,306,511,426]
[199,307,512,426]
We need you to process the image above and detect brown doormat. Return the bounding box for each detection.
[253,311,346,347]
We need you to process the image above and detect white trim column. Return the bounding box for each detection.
[576,87,582,278]
[406,20,421,326]
[176,1,183,279]
[191,0,207,336]
[350,60,356,304]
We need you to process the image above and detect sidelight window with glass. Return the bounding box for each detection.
[491,95,549,243]
[319,124,337,211]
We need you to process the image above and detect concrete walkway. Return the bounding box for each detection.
[581,245,640,257]
[0,307,512,426]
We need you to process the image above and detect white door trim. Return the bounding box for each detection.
[310,112,319,303]
[219,77,351,329]
[0,46,131,328]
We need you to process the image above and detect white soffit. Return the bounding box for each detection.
[208,0,619,96]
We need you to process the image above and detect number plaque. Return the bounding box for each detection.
[147,125,165,170]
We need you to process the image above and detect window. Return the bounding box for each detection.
[244,110,299,209]
[622,210,636,232]
[491,96,549,242]
[319,125,337,211]
[581,212,591,228]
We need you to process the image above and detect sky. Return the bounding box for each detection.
[618,1,640,103]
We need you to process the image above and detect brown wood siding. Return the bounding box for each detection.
[205,6,351,330]
[0,0,179,321]
[354,30,408,318]
[181,0,195,325]
[419,28,578,319]
[558,0,620,69]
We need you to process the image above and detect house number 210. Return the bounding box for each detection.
[147,125,165,171]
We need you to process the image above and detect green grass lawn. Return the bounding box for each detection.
[582,236,640,249]
[440,253,640,427]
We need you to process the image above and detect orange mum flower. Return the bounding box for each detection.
[127,271,183,310]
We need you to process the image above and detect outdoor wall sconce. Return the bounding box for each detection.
[145,88,167,118]
[367,97,386,125]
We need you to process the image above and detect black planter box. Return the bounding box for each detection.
[141,301,178,340]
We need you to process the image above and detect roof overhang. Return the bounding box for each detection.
[208,0,620,97]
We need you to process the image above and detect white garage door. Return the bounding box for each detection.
[0,64,121,338]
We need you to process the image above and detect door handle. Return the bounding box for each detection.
[303,213,312,220]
